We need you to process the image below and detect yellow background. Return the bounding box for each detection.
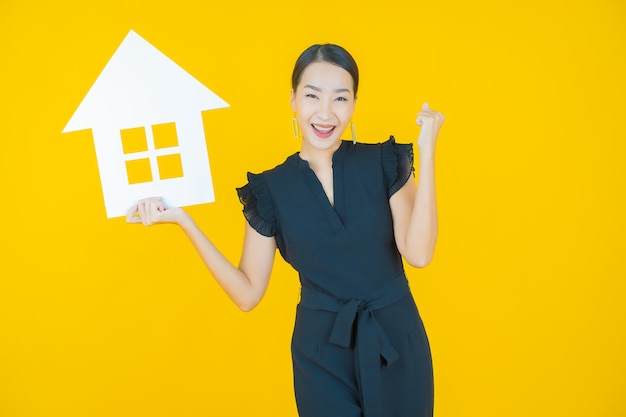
[1,1,625,416]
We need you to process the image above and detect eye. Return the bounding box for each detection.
[335,96,348,102]
[305,93,318,99]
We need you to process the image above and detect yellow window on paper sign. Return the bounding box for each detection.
[125,158,152,184]
[120,126,148,154]
[152,122,179,149]
[157,153,183,180]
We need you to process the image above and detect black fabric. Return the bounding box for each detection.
[237,137,433,417]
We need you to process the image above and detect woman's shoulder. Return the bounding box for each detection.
[351,136,410,151]
[241,152,304,194]
[253,152,301,177]
[347,136,411,161]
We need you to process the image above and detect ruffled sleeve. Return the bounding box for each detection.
[236,172,276,237]
[381,135,415,198]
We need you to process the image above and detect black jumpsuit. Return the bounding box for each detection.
[237,137,433,417]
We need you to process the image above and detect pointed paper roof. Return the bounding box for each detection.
[63,30,228,133]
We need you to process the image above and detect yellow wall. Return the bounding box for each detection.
[1,1,625,416]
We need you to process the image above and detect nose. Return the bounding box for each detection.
[317,98,332,120]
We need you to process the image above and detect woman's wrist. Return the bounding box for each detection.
[174,209,195,230]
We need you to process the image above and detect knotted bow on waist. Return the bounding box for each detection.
[298,274,411,417]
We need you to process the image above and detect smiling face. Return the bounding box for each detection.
[291,61,356,156]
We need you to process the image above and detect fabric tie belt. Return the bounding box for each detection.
[298,274,411,417]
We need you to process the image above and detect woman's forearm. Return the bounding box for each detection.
[127,197,274,312]
[405,151,438,267]
[177,215,274,311]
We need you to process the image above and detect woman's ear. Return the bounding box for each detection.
[290,89,296,112]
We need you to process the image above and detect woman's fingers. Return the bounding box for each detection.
[148,200,165,223]
[126,204,142,224]
[416,103,445,127]
[139,201,151,226]
[416,103,445,151]
[126,197,165,226]
[417,103,434,126]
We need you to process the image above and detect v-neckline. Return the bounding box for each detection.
[295,141,348,233]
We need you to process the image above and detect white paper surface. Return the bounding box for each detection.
[63,30,229,218]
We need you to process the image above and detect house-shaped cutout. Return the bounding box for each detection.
[63,30,229,218]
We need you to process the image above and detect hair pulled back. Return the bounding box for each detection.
[291,44,359,98]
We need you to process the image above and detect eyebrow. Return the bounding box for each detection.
[303,84,352,94]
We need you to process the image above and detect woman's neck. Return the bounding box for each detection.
[299,140,342,171]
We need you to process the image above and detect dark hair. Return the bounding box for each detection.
[291,44,359,98]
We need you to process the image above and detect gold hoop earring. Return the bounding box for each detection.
[351,121,357,145]
[291,117,300,139]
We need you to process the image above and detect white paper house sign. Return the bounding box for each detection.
[63,30,229,218]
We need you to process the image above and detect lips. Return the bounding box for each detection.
[312,124,336,138]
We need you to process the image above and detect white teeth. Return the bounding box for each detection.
[313,124,334,133]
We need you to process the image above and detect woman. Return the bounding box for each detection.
[127,44,444,417]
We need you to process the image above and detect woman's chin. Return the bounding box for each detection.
[302,135,342,152]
